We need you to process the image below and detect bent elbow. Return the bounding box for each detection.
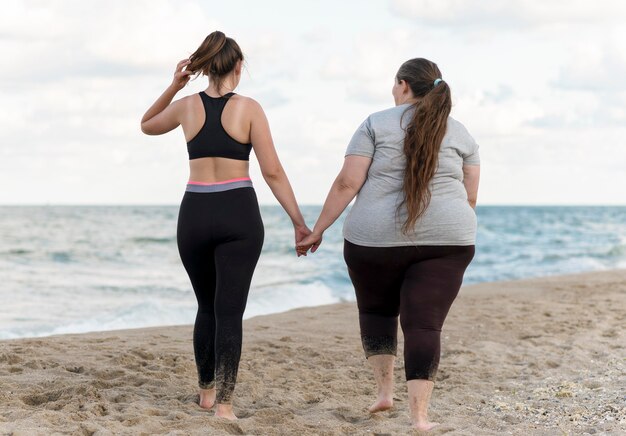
[262,167,284,183]
[141,122,152,135]
[336,176,360,194]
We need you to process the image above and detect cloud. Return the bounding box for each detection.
[526,37,626,129]
[1,0,626,206]
[389,0,626,29]
[0,0,221,85]
[317,29,418,106]
[251,88,290,108]
[526,102,626,129]
[481,85,514,104]
[318,55,349,80]
[346,81,393,105]
[553,43,626,93]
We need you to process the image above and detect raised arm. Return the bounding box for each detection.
[140,59,192,135]
[296,155,371,254]
[462,164,480,209]
[249,100,310,249]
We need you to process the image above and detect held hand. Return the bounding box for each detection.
[294,225,312,257]
[296,231,323,256]
[171,59,192,91]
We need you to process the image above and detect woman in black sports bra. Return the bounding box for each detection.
[140,31,311,420]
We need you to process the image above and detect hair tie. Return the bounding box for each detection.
[433,78,443,86]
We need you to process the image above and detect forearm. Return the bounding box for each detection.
[464,183,478,209]
[264,170,305,227]
[313,178,359,235]
[462,165,480,210]
[141,85,179,124]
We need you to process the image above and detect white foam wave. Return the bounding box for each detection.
[245,281,340,319]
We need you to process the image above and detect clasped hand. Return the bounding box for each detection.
[294,225,323,257]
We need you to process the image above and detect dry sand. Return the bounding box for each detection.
[1,270,624,435]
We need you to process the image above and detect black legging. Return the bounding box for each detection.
[176,187,264,403]
[343,240,475,381]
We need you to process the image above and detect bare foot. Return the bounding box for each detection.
[215,404,237,420]
[412,420,440,431]
[198,388,216,410]
[368,395,394,413]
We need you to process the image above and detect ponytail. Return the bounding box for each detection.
[187,31,243,94]
[397,58,452,233]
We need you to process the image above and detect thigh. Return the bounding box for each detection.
[343,240,408,316]
[177,193,217,308]
[400,246,475,329]
[213,232,264,317]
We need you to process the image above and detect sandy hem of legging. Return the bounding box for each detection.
[1,269,624,435]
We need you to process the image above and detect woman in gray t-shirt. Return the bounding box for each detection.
[297,58,480,431]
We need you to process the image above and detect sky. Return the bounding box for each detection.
[1,0,625,205]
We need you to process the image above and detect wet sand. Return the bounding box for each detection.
[1,270,624,435]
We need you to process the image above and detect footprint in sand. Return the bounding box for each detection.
[177,393,200,404]
[130,349,155,360]
[65,365,85,373]
[303,393,322,404]
[0,353,23,365]
[332,407,368,424]
[213,420,245,435]
[601,329,618,338]
[21,389,63,406]
[93,368,126,380]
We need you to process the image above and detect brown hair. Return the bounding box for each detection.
[397,58,452,233]
[187,31,243,95]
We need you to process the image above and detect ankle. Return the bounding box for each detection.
[412,413,429,423]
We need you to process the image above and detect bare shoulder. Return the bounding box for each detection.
[230,94,263,114]
[173,93,199,111]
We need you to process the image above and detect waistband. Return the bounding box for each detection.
[185,177,253,193]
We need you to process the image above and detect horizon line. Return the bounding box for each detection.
[1,203,626,208]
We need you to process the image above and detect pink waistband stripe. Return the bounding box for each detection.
[187,177,251,186]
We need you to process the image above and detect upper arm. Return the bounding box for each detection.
[458,122,480,200]
[345,116,375,158]
[461,126,480,166]
[338,116,375,191]
[141,98,186,135]
[337,155,372,192]
[249,100,281,175]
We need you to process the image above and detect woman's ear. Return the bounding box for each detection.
[235,59,243,76]
[400,79,410,95]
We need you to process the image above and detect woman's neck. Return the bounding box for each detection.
[206,75,237,96]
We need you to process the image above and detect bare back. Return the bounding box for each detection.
[180,92,253,183]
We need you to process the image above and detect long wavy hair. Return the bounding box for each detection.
[187,31,243,95]
[397,58,452,233]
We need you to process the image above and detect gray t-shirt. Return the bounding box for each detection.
[343,104,480,247]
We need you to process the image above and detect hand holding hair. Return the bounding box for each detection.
[171,59,193,91]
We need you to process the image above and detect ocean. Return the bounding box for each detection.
[1,205,625,339]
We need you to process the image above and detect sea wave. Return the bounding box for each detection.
[1,205,625,339]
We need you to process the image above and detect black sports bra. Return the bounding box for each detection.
[186,92,252,161]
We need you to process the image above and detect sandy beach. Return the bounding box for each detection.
[0,270,624,435]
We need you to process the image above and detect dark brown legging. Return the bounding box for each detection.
[343,240,475,381]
